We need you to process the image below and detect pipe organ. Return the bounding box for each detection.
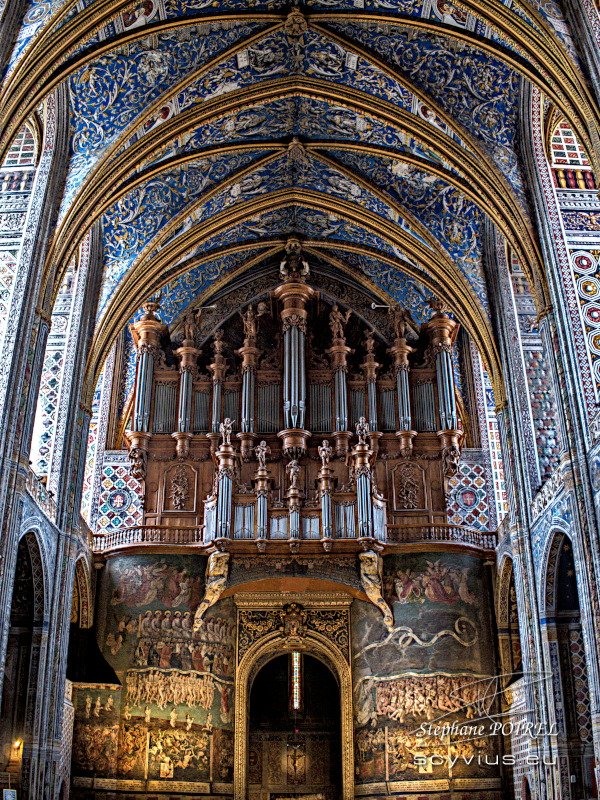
[127,251,462,544]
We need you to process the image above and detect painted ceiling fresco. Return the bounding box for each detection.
[8,0,581,350]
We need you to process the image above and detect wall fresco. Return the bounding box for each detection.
[71,554,235,797]
[352,552,500,796]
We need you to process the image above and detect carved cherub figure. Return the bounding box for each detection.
[442,443,461,477]
[356,416,370,444]
[219,417,233,445]
[329,303,352,341]
[286,459,300,489]
[318,439,333,467]
[255,439,271,469]
[129,447,147,481]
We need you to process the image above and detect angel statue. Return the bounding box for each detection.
[318,439,333,468]
[356,416,370,445]
[329,304,352,341]
[183,308,201,344]
[219,417,233,445]
[193,550,230,630]
[240,304,257,341]
[359,550,394,630]
[364,328,376,354]
[255,440,271,469]
[390,305,409,342]
[286,459,300,490]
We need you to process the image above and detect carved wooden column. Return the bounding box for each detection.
[273,238,316,458]
[361,329,382,456]
[318,439,334,548]
[215,419,235,541]
[128,299,166,478]
[237,305,260,461]
[208,330,228,454]
[253,440,271,549]
[424,299,462,477]
[353,418,375,540]
[387,307,416,457]
[327,304,353,456]
[174,336,199,460]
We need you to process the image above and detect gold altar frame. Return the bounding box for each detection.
[233,625,354,800]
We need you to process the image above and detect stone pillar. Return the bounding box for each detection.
[424,299,462,476]
[128,299,166,477]
[208,330,227,454]
[237,305,260,460]
[273,238,315,458]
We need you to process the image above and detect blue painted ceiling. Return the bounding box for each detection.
[12,0,569,340]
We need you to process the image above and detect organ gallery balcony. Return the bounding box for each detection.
[92,521,496,555]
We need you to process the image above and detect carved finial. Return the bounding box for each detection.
[284,6,308,36]
[141,294,161,320]
[280,237,310,280]
[428,296,447,315]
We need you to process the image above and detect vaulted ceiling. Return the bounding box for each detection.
[3,0,598,400]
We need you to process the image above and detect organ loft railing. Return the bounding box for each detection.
[96,241,490,553]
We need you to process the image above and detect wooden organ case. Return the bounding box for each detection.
[125,249,463,547]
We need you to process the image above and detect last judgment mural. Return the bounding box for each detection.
[1,2,600,800]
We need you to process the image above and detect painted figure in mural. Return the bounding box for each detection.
[318,439,333,467]
[359,550,394,630]
[194,550,230,630]
[255,439,271,469]
[356,416,369,445]
[240,304,258,341]
[219,417,233,446]
[329,303,352,341]
[286,459,300,490]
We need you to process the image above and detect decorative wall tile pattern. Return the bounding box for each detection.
[96,452,144,532]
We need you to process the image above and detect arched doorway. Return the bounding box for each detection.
[248,653,342,799]
[545,532,596,799]
[0,533,45,779]
[234,626,354,800]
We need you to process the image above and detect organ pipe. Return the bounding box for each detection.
[273,238,316,459]
[128,299,167,479]
[424,299,462,477]
[388,308,416,457]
